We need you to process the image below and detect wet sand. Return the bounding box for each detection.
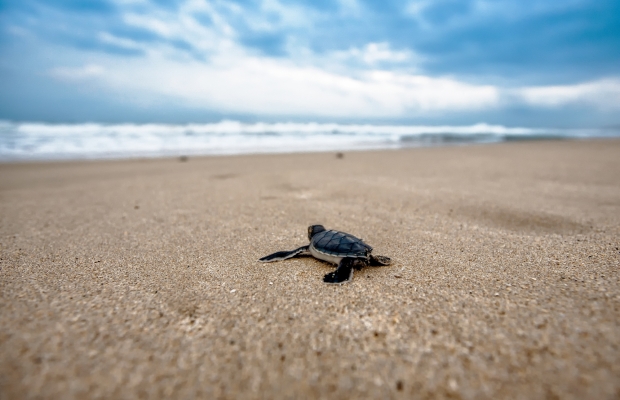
[1,140,619,399]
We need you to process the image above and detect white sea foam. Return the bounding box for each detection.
[0,120,615,161]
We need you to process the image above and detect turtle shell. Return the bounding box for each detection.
[311,230,372,258]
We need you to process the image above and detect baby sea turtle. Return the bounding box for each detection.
[259,225,391,284]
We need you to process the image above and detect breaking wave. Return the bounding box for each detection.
[0,120,617,161]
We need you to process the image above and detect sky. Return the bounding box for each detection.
[0,0,619,127]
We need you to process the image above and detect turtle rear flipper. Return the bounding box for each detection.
[369,255,391,266]
[259,246,309,262]
[323,257,363,284]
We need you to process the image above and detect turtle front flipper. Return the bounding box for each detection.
[369,255,391,266]
[258,246,309,262]
[323,257,363,284]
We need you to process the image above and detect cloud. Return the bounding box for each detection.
[2,0,619,125]
[386,0,620,84]
[98,32,143,51]
[335,42,415,65]
[516,79,620,109]
[37,1,499,117]
[48,64,106,81]
[71,47,498,117]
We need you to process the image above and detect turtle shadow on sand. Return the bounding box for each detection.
[259,225,391,284]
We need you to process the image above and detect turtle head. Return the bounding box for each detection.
[308,225,326,240]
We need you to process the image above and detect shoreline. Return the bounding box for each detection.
[1,136,619,165]
[2,120,619,163]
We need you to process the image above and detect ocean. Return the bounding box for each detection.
[0,120,617,161]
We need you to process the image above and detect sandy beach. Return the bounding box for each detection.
[1,139,619,399]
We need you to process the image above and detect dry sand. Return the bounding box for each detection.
[1,140,619,399]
